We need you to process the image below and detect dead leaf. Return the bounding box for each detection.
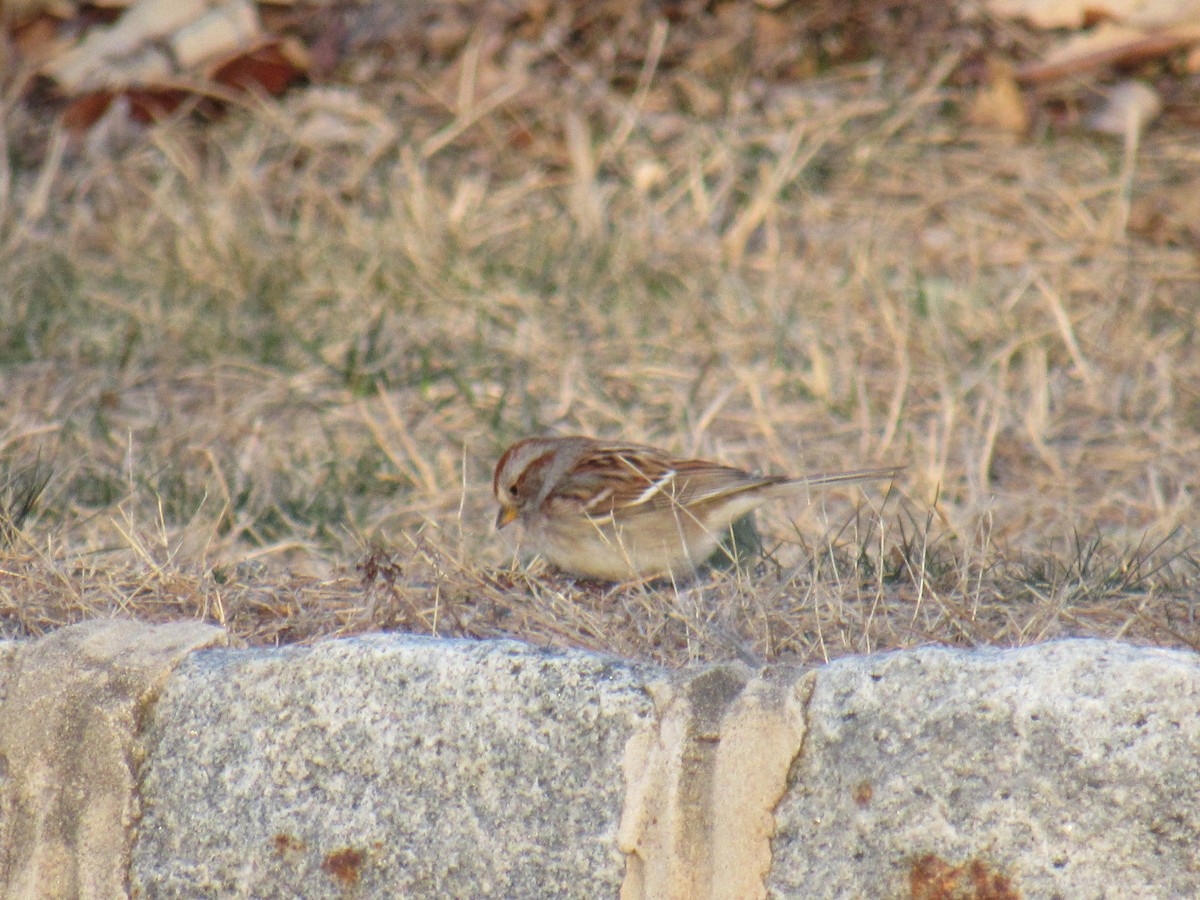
[210,37,305,96]
[2,0,75,27]
[43,0,209,90]
[981,0,1200,30]
[60,90,114,130]
[1087,79,1162,133]
[170,0,260,70]
[9,12,64,63]
[1017,21,1200,83]
[968,59,1029,133]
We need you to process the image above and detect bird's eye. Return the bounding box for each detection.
[508,485,519,497]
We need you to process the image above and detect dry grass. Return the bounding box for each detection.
[2,6,1199,667]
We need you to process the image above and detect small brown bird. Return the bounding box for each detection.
[493,435,902,581]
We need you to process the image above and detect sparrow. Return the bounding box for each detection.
[493,435,902,581]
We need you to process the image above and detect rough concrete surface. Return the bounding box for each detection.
[3,622,1200,899]
[770,639,1200,899]
[619,664,811,900]
[0,620,230,900]
[131,634,657,898]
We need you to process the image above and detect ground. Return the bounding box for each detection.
[1,1,1198,666]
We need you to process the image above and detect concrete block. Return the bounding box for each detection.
[132,635,657,898]
[770,640,1200,898]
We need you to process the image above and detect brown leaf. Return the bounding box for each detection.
[60,90,113,130]
[1016,22,1200,84]
[210,38,305,96]
[968,59,1029,133]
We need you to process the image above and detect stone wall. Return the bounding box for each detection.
[2,620,1198,897]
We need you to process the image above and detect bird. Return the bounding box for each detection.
[492,435,902,581]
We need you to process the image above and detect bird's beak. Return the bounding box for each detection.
[495,505,518,530]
